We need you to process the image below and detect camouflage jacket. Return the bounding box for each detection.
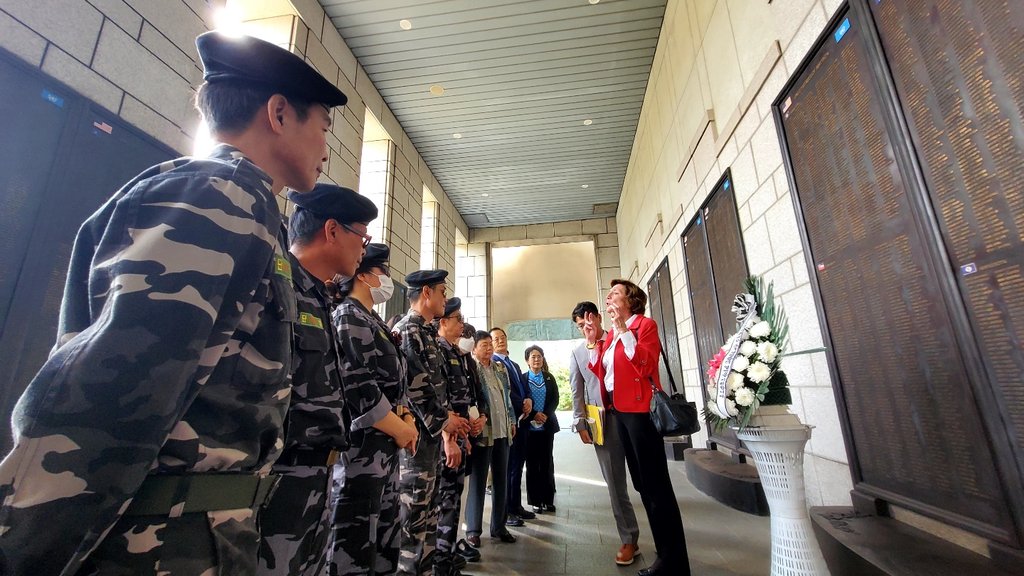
[393,310,450,437]
[283,252,348,453]
[332,297,408,431]
[437,339,474,418]
[0,144,294,574]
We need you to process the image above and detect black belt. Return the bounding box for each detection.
[124,473,280,516]
[275,447,339,467]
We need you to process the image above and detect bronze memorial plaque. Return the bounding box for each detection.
[778,6,1014,540]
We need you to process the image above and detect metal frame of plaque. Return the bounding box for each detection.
[772,0,1024,560]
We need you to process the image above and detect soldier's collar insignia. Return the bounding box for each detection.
[274,254,292,281]
[450,358,460,365]
[298,311,324,329]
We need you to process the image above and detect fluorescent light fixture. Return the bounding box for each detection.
[213,6,245,37]
[192,119,216,157]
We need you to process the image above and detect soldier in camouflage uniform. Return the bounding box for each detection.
[433,298,487,575]
[255,185,379,576]
[0,32,346,575]
[327,243,420,575]
[394,270,470,576]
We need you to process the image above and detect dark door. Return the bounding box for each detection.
[0,53,176,453]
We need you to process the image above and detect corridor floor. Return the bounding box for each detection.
[460,420,771,575]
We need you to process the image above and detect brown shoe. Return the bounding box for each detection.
[616,543,639,566]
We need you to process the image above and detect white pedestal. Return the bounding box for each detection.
[735,422,831,576]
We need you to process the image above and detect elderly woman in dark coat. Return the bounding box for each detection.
[522,345,560,514]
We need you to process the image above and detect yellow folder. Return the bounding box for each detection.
[586,404,605,446]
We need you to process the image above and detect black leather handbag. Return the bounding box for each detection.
[649,350,700,437]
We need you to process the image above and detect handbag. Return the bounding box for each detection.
[649,348,700,437]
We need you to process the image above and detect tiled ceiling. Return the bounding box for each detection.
[320,0,667,228]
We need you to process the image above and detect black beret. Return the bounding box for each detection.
[443,297,462,318]
[361,243,390,270]
[288,184,378,224]
[196,31,347,107]
[405,269,448,290]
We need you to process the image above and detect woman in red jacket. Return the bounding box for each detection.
[584,279,691,576]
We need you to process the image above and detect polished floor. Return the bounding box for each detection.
[459,415,771,576]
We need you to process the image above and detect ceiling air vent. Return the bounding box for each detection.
[463,213,490,226]
[592,202,617,215]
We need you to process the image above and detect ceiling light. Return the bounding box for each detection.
[399,19,412,30]
[429,84,445,96]
[581,184,589,189]
[589,0,601,4]
[213,6,244,37]
[583,119,593,125]
[481,193,489,197]
[453,133,462,139]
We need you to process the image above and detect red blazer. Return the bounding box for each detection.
[588,314,663,413]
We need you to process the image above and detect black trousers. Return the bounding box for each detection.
[506,425,528,512]
[525,428,555,506]
[616,410,691,574]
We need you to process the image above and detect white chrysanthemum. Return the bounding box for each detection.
[707,402,723,418]
[757,341,779,363]
[706,383,717,397]
[727,372,745,392]
[734,387,756,407]
[749,321,771,339]
[739,340,757,356]
[731,355,750,372]
[747,361,772,383]
[726,399,739,416]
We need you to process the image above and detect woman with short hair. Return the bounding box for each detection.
[582,279,692,576]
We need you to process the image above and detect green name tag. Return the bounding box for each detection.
[274,255,292,280]
[449,358,460,366]
[298,312,323,329]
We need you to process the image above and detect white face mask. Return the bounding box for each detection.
[458,337,475,354]
[363,274,395,304]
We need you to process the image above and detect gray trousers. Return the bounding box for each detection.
[595,408,640,545]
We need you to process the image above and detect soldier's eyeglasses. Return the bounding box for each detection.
[446,314,465,323]
[340,223,372,247]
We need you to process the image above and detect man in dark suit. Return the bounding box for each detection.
[489,327,537,525]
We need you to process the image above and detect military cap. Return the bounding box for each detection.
[196,31,347,107]
[361,243,390,270]
[405,269,448,290]
[442,297,462,318]
[288,184,378,224]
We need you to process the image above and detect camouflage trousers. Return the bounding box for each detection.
[327,429,402,576]
[396,434,443,576]
[434,441,467,569]
[75,508,259,575]
[256,464,332,576]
